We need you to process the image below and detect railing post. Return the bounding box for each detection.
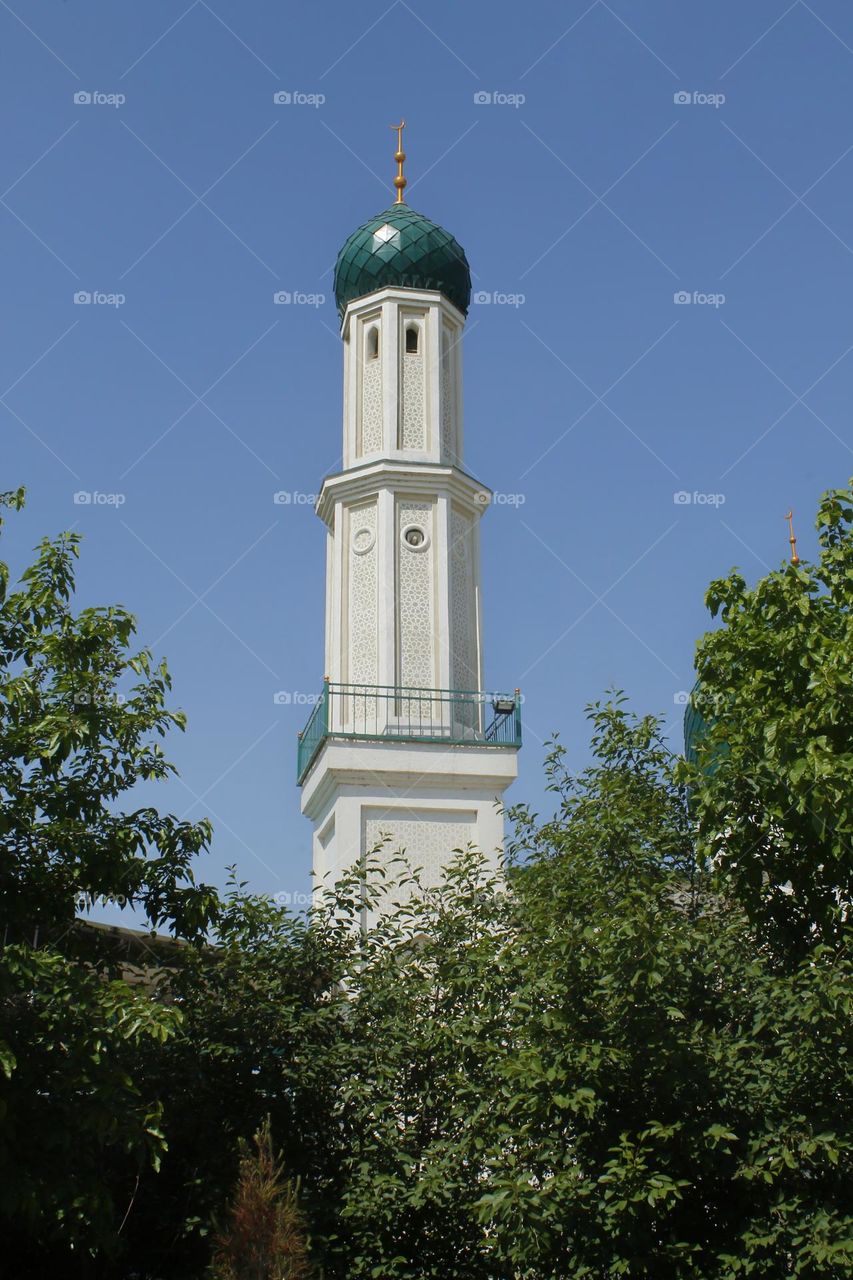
[322,674,330,736]
[514,688,522,745]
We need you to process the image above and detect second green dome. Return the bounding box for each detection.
[334,205,471,321]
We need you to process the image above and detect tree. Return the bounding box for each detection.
[0,490,219,1269]
[208,1118,312,1280]
[312,703,853,1278]
[118,878,350,1280]
[688,477,853,960]
[0,489,217,945]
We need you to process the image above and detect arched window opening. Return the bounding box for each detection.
[405,324,419,355]
[366,326,379,360]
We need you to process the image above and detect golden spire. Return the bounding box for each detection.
[785,510,800,566]
[390,119,407,204]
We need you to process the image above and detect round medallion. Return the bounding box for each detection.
[352,526,376,555]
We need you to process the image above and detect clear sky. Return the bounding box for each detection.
[4,0,853,917]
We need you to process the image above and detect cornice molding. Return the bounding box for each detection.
[315,459,492,525]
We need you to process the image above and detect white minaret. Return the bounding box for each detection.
[299,126,520,912]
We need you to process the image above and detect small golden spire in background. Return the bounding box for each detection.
[785,510,800,565]
[390,120,407,204]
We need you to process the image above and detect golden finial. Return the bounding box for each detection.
[785,510,800,566]
[390,119,407,204]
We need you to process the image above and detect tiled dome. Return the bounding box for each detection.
[334,205,471,320]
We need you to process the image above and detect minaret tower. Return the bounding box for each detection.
[298,125,521,908]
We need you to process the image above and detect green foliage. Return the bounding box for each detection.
[0,489,218,944]
[208,1117,312,1280]
[313,703,853,1278]
[107,696,853,1279]
[116,874,351,1277]
[0,491,219,1267]
[688,477,853,958]
[0,945,177,1251]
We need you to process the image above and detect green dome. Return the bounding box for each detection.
[334,205,471,320]
[684,682,728,773]
[683,687,707,765]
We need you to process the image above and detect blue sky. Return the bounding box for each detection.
[4,0,853,916]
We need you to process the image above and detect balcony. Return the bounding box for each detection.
[296,681,522,785]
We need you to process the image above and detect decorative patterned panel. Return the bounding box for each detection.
[363,809,477,898]
[360,337,383,455]
[347,503,378,725]
[450,507,478,729]
[441,324,456,463]
[397,500,433,692]
[401,352,426,450]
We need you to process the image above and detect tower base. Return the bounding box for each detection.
[301,737,518,919]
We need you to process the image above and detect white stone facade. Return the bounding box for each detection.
[300,285,518,913]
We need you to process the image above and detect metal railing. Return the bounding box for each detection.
[297,680,522,784]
